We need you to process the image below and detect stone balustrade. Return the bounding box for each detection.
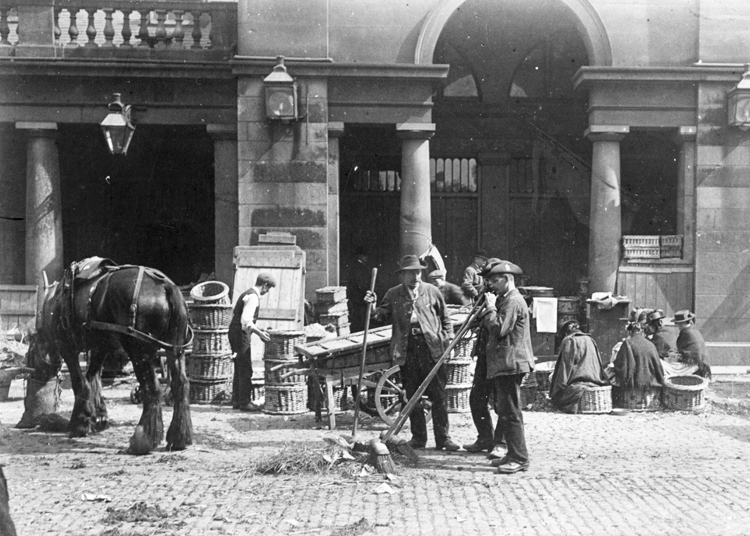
[0,0,236,58]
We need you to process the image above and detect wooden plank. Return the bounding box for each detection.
[258,309,297,320]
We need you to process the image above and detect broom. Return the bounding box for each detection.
[352,267,378,441]
[373,295,487,470]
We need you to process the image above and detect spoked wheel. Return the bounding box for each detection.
[374,365,431,426]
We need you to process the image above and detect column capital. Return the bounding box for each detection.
[206,124,237,141]
[478,152,512,166]
[674,125,697,144]
[16,122,57,137]
[396,122,435,140]
[328,122,345,138]
[585,125,629,142]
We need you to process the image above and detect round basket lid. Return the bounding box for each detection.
[190,281,230,302]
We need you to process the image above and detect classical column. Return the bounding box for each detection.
[586,125,629,294]
[207,124,238,286]
[17,122,63,285]
[675,126,697,263]
[327,122,344,285]
[397,123,435,257]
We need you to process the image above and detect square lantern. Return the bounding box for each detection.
[100,93,135,155]
[727,64,750,130]
[264,56,298,122]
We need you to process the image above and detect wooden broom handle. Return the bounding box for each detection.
[352,267,378,439]
[381,294,486,442]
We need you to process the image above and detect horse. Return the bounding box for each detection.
[18,259,193,454]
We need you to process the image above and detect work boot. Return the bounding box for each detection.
[435,439,461,452]
[462,439,494,453]
[496,460,529,474]
[407,438,426,449]
[487,444,507,460]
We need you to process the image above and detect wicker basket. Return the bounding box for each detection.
[579,385,612,414]
[618,386,662,412]
[264,384,308,414]
[187,353,233,380]
[189,378,231,404]
[452,334,477,360]
[315,286,347,304]
[264,330,306,360]
[190,281,230,305]
[192,329,231,354]
[446,360,473,385]
[264,359,305,385]
[189,304,233,329]
[663,375,707,411]
[446,384,471,413]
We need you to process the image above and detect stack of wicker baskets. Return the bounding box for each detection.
[315,287,350,336]
[445,330,475,412]
[187,281,234,404]
[263,330,307,414]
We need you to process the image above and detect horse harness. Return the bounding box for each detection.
[60,259,193,351]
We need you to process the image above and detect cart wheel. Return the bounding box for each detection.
[374,366,431,426]
[130,386,142,405]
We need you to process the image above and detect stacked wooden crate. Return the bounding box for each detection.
[314,286,350,336]
[187,281,233,404]
[623,235,684,260]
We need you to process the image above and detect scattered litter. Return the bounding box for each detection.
[285,519,301,527]
[374,483,395,495]
[330,518,374,536]
[81,493,112,503]
[102,502,170,524]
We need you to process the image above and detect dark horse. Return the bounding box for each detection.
[18,259,193,453]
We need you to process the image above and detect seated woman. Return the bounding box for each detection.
[549,320,610,414]
[607,309,665,403]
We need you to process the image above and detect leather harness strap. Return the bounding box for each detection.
[129,266,145,330]
[88,319,194,350]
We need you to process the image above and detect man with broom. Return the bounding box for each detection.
[365,254,460,451]
[481,260,535,474]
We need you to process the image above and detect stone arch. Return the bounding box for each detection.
[414,0,612,67]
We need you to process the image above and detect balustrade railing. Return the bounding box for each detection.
[0,0,236,57]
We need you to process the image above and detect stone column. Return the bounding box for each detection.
[207,124,238,287]
[17,122,63,286]
[585,125,629,294]
[327,122,344,285]
[478,152,511,257]
[397,123,435,257]
[675,126,697,263]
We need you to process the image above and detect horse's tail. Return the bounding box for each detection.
[164,281,193,450]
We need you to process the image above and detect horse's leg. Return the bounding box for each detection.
[86,346,112,432]
[66,345,96,438]
[166,347,193,451]
[16,337,63,429]
[130,345,164,452]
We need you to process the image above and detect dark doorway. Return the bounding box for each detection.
[58,124,214,285]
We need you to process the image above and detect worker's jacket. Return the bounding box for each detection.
[481,288,535,378]
[374,282,453,366]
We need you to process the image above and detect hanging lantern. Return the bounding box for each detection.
[100,93,136,155]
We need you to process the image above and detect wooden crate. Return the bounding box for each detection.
[0,285,37,333]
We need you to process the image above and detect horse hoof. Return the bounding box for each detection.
[93,418,109,432]
[68,425,90,438]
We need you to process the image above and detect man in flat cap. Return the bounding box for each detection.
[481,260,535,474]
[427,269,470,306]
[365,255,459,451]
[229,273,276,411]
[462,250,488,303]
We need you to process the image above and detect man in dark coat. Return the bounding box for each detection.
[365,255,459,451]
[549,321,609,413]
[481,260,535,474]
[673,310,712,378]
[461,250,488,302]
[229,273,276,411]
[611,310,665,402]
[428,269,471,306]
[646,309,678,359]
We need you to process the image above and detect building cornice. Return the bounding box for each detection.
[574,65,747,89]
[0,58,235,79]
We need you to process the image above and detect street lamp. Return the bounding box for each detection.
[100,93,136,155]
[727,64,750,130]
[264,56,299,122]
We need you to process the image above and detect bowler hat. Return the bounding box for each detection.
[474,249,488,260]
[427,269,445,280]
[479,257,502,277]
[485,260,523,277]
[395,254,427,273]
[672,310,695,323]
[647,309,666,323]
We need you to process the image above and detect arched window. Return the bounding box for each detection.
[436,43,479,99]
[510,33,587,100]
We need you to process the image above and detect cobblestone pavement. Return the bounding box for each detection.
[2,379,750,536]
